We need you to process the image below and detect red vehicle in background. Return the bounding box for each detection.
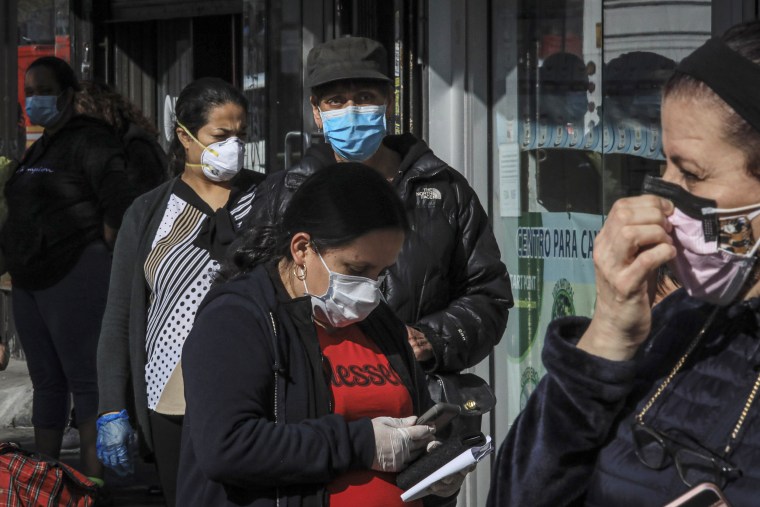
[17,35,70,150]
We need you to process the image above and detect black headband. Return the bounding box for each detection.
[676,37,760,134]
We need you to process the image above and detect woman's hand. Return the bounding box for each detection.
[96,409,137,476]
[578,195,676,361]
[371,416,435,472]
[426,464,476,498]
[406,326,434,362]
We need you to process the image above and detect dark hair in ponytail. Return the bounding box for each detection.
[218,163,408,281]
[168,77,248,175]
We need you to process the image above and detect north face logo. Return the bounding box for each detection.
[416,188,442,200]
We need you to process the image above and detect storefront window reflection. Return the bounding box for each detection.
[491,0,712,426]
[242,0,304,173]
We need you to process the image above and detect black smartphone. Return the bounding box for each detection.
[416,402,461,430]
[663,483,731,507]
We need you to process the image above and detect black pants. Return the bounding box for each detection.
[149,411,183,507]
[13,242,111,429]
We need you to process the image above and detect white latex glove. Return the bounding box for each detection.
[371,416,434,472]
[427,464,476,498]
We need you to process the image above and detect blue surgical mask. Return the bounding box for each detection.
[319,105,387,162]
[25,95,62,127]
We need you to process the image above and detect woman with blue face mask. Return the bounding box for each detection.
[489,20,760,507]
[95,77,264,507]
[0,56,136,491]
[177,164,470,507]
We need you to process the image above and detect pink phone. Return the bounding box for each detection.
[662,483,731,507]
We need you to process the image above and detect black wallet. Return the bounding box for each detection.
[396,373,496,491]
[396,433,487,491]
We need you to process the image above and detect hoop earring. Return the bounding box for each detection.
[294,264,307,281]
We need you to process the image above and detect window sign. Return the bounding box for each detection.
[491,0,712,427]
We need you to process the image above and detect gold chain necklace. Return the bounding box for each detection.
[635,306,760,454]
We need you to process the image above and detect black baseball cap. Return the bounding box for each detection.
[306,37,391,88]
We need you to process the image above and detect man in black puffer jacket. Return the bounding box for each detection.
[246,37,512,374]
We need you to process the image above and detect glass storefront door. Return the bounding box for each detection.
[242,0,304,173]
[490,0,713,429]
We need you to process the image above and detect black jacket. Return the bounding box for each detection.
[1,115,135,289]
[487,289,760,507]
[177,263,452,507]
[247,134,513,372]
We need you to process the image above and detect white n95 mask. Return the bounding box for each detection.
[179,122,245,182]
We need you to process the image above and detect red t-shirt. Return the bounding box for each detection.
[317,324,423,507]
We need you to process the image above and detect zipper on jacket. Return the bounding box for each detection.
[269,312,280,423]
[268,312,281,507]
[320,349,334,413]
[415,271,429,323]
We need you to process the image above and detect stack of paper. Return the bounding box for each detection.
[400,436,494,502]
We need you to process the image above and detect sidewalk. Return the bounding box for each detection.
[0,359,165,506]
[0,357,33,428]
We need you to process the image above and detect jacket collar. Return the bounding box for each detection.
[384,133,431,175]
[283,133,450,191]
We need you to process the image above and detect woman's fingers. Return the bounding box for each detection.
[577,195,677,360]
[612,243,677,297]
[595,196,675,280]
[596,224,675,294]
[606,195,673,224]
[609,224,673,259]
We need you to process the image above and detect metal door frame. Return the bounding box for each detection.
[0,0,19,159]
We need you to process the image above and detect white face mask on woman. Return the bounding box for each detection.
[179,122,245,182]
[303,250,385,328]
